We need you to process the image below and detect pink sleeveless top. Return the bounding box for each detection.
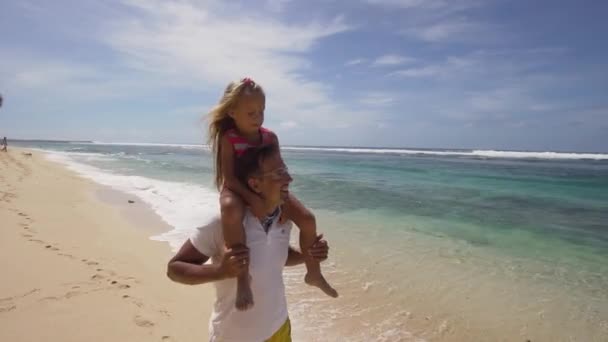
[225,127,274,157]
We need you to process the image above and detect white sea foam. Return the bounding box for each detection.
[44,151,219,251]
[29,148,119,162]
[469,150,608,160]
[68,141,608,160]
[282,147,608,160]
[86,141,207,150]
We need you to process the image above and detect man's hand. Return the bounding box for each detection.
[218,245,249,279]
[286,234,330,267]
[308,234,329,262]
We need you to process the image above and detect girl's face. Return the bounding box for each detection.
[230,92,265,134]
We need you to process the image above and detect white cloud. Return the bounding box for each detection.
[345,58,366,66]
[391,51,521,79]
[0,53,161,103]
[17,1,44,13]
[280,120,298,129]
[364,0,445,9]
[359,92,395,106]
[366,0,494,45]
[384,48,581,128]
[403,18,482,42]
[363,0,481,12]
[372,54,415,67]
[265,0,292,12]
[103,0,360,129]
[392,65,441,77]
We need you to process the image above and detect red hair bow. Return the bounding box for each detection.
[242,77,255,87]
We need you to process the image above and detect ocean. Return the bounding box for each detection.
[13,140,608,341]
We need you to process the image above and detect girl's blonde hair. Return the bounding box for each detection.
[207,78,265,189]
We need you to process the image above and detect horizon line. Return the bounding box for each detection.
[8,138,608,155]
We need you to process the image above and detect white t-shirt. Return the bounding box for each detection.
[190,209,293,342]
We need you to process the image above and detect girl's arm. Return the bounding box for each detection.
[268,131,281,155]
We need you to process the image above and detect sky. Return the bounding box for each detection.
[1,0,607,152]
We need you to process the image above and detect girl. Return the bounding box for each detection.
[208,77,338,310]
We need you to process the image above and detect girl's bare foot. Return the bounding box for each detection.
[305,273,338,298]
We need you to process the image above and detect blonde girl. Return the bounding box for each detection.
[208,77,338,310]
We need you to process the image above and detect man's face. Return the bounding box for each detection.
[249,151,292,206]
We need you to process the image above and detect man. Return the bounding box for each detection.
[167,144,330,341]
[1,137,6,152]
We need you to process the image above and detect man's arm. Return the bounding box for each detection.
[167,239,249,285]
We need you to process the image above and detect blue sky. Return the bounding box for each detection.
[1,0,607,151]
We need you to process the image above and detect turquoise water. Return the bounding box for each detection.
[289,151,608,252]
[14,140,608,341]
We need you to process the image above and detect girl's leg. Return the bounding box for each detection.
[220,188,254,310]
[284,194,338,298]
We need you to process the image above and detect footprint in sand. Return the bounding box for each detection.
[58,253,76,259]
[125,296,144,308]
[91,273,105,280]
[0,296,13,303]
[134,315,155,328]
[81,259,99,265]
[90,269,117,281]
[40,296,59,302]
[44,245,59,251]
[0,305,17,313]
[1,289,40,304]
[110,280,131,289]
[41,289,83,301]
[64,291,81,299]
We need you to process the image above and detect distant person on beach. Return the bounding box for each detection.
[206,77,337,310]
[168,145,331,341]
[1,137,7,152]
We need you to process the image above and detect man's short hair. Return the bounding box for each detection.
[234,144,279,189]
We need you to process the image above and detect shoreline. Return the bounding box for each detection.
[94,186,173,238]
[0,149,213,342]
